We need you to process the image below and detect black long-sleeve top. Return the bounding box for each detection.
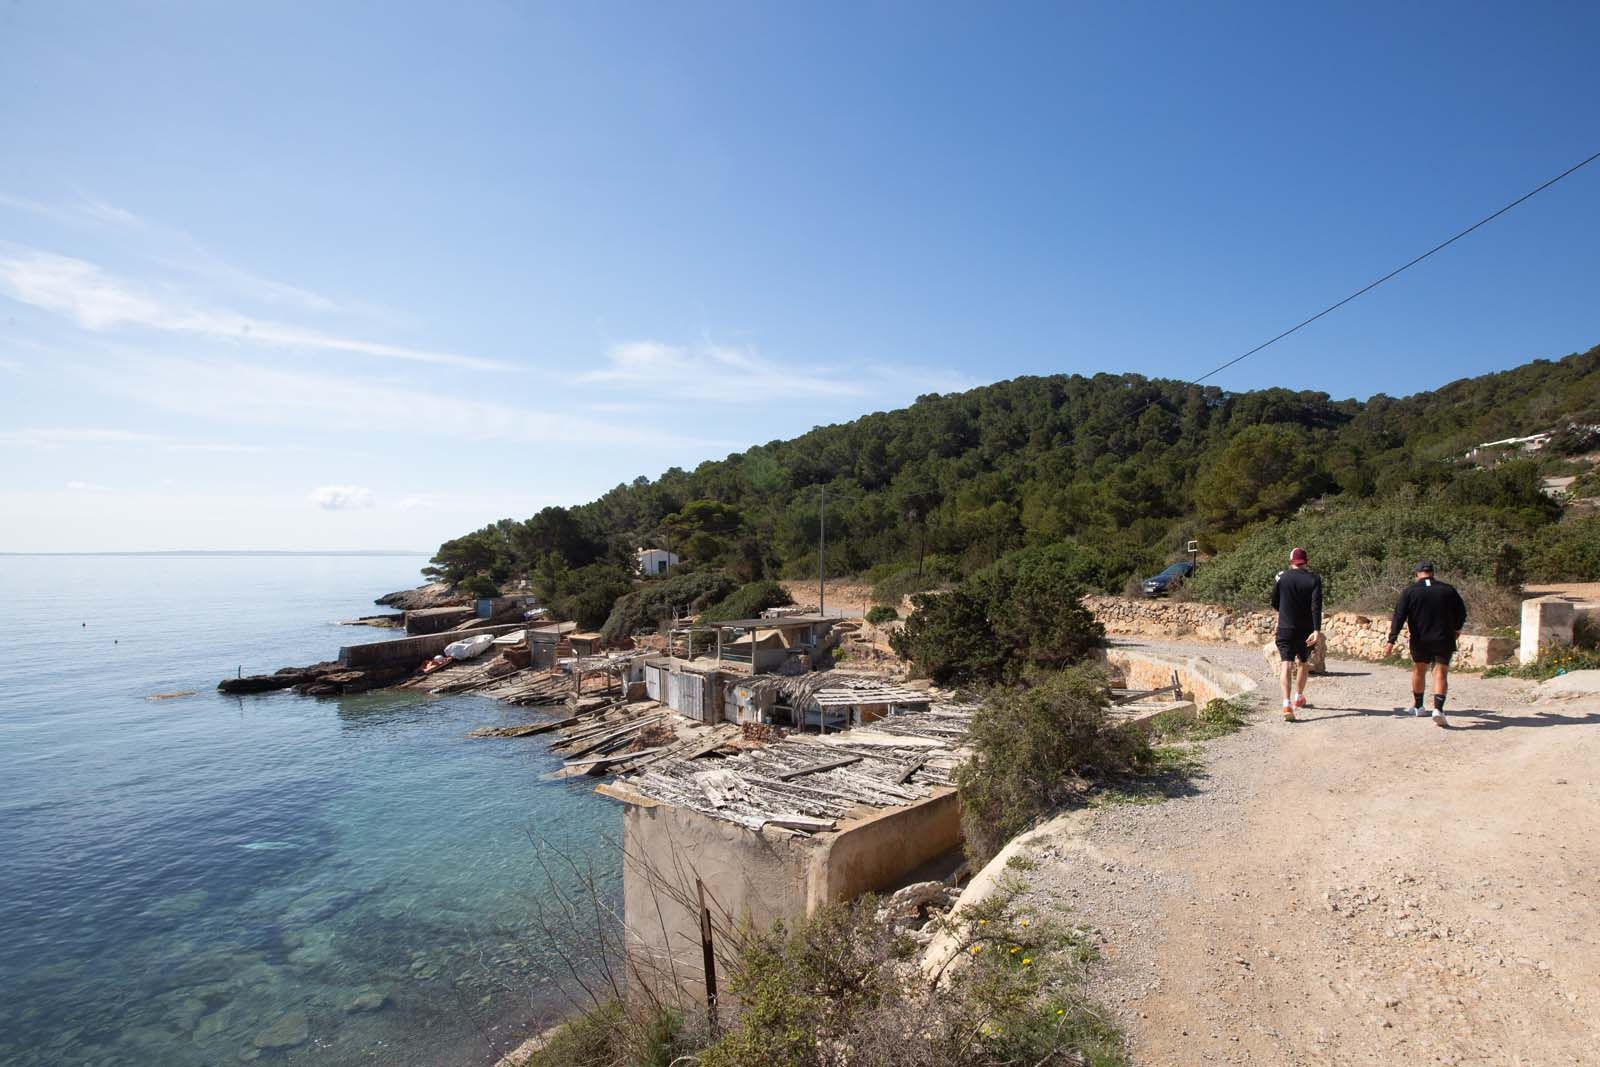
[1271,567,1323,634]
[1387,578,1468,644]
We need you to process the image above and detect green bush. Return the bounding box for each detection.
[1186,493,1524,611]
[1526,513,1600,582]
[1484,646,1600,681]
[599,571,740,641]
[697,895,1125,1067]
[699,580,795,623]
[957,667,1153,865]
[526,1000,697,1067]
[871,556,959,605]
[865,605,899,624]
[891,589,1009,684]
[457,574,500,598]
[891,543,1106,683]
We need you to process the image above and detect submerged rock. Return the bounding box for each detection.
[343,991,387,1014]
[252,1012,309,1050]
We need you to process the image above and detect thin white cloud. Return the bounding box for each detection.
[90,356,735,452]
[578,340,866,399]
[395,495,437,511]
[4,191,346,313]
[65,479,111,492]
[0,427,161,446]
[0,247,508,371]
[0,426,278,453]
[309,485,376,511]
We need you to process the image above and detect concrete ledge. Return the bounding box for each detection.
[338,624,524,669]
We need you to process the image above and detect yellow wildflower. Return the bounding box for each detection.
[1022,957,1032,966]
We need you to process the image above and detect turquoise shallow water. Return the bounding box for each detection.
[0,555,621,1066]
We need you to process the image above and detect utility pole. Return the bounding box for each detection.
[818,485,826,618]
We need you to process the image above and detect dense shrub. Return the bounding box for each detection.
[1186,493,1524,611]
[865,605,899,624]
[697,895,1125,1067]
[1526,514,1600,582]
[599,571,739,641]
[957,667,1153,864]
[456,574,499,598]
[541,561,636,630]
[870,555,960,606]
[891,589,1010,684]
[699,580,796,623]
[891,543,1106,683]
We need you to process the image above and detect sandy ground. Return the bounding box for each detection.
[1523,582,1600,605]
[1014,638,1600,1067]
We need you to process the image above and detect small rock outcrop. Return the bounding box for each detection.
[218,662,412,696]
[376,582,470,611]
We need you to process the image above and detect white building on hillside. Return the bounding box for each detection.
[635,547,679,575]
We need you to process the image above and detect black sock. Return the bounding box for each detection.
[1433,694,1446,712]
[1413,692,1424,709]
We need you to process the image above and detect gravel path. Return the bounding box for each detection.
[1013,638,1600,1066]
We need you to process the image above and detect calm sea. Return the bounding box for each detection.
[0,554,621,1066]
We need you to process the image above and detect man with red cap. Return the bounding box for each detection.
[1271,547,1323,721]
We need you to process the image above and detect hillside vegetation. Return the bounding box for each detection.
[424,345,1600,629]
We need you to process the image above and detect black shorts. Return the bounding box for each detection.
[1275,629,1312,663]
[1410,640,1455,665]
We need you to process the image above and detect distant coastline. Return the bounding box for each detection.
[0,550,428,557]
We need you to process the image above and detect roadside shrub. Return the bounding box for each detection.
[1187,494,1523,610]
[1526,513,1600,582]
[892,589,1010,684]
[891,543,1106,683]
[967,544,1107,669]
[700,580,795,623]
[599,571,739,642]
[698,895,1125,1067]
[1484,646,1600,681]
[865,605,899,624]
[957,667,1153,865]
[526,1000,698,1067]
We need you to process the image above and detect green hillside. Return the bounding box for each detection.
[425,344,1600,628]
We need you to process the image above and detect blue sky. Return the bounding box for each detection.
[2,1,1597,552]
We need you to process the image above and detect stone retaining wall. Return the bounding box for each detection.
[1084,596,1514,669]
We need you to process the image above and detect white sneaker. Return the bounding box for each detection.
[1432,710,1449,728]
[1408,706,1422,717]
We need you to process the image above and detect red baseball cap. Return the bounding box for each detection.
[1289,547,1308,564]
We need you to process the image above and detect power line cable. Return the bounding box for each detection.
[1148,147,1600,400]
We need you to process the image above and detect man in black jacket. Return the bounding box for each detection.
[1383,561,1468,727]
[1271,547,1323,721]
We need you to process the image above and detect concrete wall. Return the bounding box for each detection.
[404,606,477,635]
[1102,647,1260,706]
[617,796,814,1008]
[337,624,523,669]
[614,785,962,1009]
[1085,595,1515,669]
[806,788,960,911]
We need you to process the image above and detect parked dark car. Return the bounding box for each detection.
[1141,561,1194,597]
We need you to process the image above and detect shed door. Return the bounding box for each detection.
[645,665,662,702]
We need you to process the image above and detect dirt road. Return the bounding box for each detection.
[1015,639,1600,1066]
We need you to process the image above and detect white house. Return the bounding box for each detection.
[635,547,679,576]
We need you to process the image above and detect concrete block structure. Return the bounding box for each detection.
[1520,596,1577,665]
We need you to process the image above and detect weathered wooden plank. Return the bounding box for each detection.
[777,756,860,781]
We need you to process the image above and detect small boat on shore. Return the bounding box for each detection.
[444,634,495,661]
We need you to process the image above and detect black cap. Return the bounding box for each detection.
[1414,560,1435,573]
